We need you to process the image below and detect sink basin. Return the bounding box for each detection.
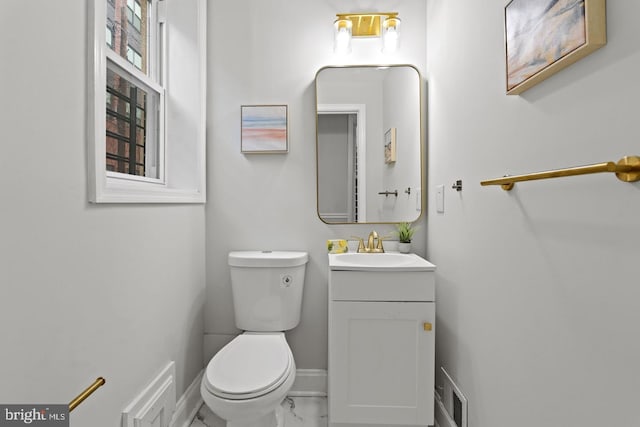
[329,252,436,272]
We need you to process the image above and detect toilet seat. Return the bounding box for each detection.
[203,333,292,400]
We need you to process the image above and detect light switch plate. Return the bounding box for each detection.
[436,185,444,213]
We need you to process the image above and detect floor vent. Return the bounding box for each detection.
[436,367,467,427]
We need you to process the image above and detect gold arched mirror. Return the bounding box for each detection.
[315,65,423,224]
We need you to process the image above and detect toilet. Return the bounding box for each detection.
[201,251,309,427]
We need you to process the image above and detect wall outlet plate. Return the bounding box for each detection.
[436,185,445,213]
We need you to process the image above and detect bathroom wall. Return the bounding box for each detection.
[381,68,422,222]
[0,2,205,426]
[205,0,427,368]
[426,1,640,426]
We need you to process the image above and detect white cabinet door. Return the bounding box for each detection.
[329,301,435,426]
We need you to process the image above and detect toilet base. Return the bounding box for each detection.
[227,404,283,427]
[201,333,296,427]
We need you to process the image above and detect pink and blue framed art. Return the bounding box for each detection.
[241,105,288,153]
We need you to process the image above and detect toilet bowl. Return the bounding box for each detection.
[200,251,308,427]
[201,332,296,427]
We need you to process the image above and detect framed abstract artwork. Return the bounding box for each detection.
[504,0,606,95]
[241,105,288,153]
[384,127,396,164]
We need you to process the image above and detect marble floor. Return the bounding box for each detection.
[190,396,328,427]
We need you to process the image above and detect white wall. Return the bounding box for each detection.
[205,0,427,368]
[0,2,205,426]
[381,67,422,222]
[427,1,640,426]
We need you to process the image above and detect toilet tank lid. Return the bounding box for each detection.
[228,251,309,267]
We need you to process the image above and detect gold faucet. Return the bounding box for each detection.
[353,231,385,253]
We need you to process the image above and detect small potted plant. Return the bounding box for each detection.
[395,222,416,253]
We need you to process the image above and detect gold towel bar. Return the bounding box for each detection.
[69,377,105,412]
[480,156,640,191]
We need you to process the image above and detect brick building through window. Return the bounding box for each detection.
[105,0,150,177]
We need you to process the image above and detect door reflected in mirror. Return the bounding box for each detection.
[316,65,423,224]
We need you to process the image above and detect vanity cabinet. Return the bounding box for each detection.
[328,265,436,427]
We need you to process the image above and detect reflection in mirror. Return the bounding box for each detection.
[316,65,422,224]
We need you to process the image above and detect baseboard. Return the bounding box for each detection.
[170,369,204,427]
[288,369,327,397]
[434,390,456,427]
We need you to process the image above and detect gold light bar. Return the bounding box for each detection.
[69,377,106,412]
[335,12,398,37]
[480,156,640,191]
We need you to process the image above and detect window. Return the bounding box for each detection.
[104,0,158,183]
[89,0,206,203]
[108,0,148,73]
[127,0,143,32]
[106,25,113,47]
[126,45,143,70]
[106,66,157,176]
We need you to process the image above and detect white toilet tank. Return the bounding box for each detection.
[228,251,308,332]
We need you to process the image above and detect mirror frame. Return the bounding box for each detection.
[314,64,425,224]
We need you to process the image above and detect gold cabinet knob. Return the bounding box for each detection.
[423,322,432,331]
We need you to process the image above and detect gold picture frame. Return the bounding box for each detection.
[505,0,606,95]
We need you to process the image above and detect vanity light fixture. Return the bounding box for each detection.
[333,12,401,54]
[333,17,353,54]
[381,16,401,53]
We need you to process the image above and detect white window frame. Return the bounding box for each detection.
[88,0,207,203]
